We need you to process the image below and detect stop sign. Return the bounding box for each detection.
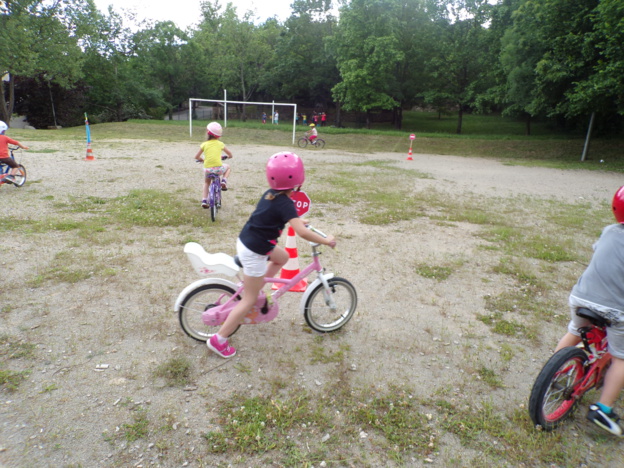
[291,190,311,217]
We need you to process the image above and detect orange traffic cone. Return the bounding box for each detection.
[406,147,413,161]
[272,226,308,292]
[85,143,95,161]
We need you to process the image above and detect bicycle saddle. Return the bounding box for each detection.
[576,307,611,327]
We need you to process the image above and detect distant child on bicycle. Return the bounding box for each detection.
[194,122,232,208]
[305,123,318,145]
[554,185,624,436]
[207,151,337,358]
[0,120,29,185]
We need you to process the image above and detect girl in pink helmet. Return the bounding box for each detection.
[194,122,232,208]
[207,151,337,358]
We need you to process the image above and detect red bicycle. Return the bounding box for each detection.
[529,308,612,430]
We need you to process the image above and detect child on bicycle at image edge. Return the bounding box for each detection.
[0,121,29,184]
[554,185,624,436]
[207,151,337,358]
[194,122,232,208]
[305,123,318,145]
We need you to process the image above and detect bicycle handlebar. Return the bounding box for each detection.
[308,225,328,238]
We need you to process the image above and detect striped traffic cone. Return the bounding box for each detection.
[272,226,308,292]
[406,147,413,160]
[85,142,95,161]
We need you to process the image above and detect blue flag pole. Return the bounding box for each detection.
[84,113,94,160]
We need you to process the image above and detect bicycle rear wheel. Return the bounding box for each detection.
[303,277,357,332]
[209,181,219,222]
[297,137,308,148]
[315,139,325,149]
[528,347,588,431]
[178,283,239,342]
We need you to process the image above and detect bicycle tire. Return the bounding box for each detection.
[13,165,27,187]
[209,181,219,222]
[303,277,357,332]
[297,137,308,148]
[315,139,325,149]
[178,283,240,342]
[528,347,588,431]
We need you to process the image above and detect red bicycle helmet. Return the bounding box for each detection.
[266,152,305,190]
[613,186,624,223]
[206,121,223,138]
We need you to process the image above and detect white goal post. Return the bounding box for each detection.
[188,92,298,144]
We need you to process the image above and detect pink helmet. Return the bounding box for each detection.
[266,152,305,190]
[613,186,624,224]
[206,121,223,138]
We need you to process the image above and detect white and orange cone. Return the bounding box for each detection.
[272,226,308,292]
[85,142,95,161]
[406,147,413,161]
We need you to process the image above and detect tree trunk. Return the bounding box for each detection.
[334,102,342,127]
[393,106,403,130]
[0,75,15,124]
[366,110,371,129]
[456,106,463,134]
[525,114,531,136]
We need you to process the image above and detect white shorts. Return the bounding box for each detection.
[236,238,268,277]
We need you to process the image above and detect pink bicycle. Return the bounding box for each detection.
[175,226,357,341]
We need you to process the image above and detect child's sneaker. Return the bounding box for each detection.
[201,199,208,209]
[221,179,228,191]
[207,334,236,358]
[3,175,15,184]
[587,404,623,436]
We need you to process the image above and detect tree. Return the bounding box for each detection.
[330,0,404,128]
[424,0,495,134]
[0,0,89,124]
[132,21,190,119]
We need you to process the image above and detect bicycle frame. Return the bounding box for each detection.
[207,173,221,207]
[570,325,612,399]
[193,232,336,327]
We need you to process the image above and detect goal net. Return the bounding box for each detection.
[188,96,298,144]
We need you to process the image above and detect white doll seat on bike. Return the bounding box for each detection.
[184,242,239,277]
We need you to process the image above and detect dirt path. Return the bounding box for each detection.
[1,141,622,467]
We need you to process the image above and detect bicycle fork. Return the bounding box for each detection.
[318,273,338,311]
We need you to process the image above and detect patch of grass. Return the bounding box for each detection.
[478,366,504,389]
[122,408,150,442]
[0,368,30,392]
[111,189,206,228]
[350,390,435,462]
[309,343,350,364]
[0,335,36,359]
[477,311,527,337]
[153,356,193,387]
[203,392,328,456]
[414,263,454,281]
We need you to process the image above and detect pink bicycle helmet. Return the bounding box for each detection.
[613,186,624,224]
[206,121,223,138]
[266,152,305,190]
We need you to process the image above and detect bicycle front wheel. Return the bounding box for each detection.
[303,277,357,332]
[528,347,588,431]
[315,139,325,149]
[13,165,27,187]
[178,283,239,342]
[297,137,308,148]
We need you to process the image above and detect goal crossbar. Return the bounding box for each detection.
[189,97,298,144]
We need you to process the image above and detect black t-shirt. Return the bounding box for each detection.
[239,190,298,255]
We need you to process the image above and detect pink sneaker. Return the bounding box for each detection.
[207,334,236,358]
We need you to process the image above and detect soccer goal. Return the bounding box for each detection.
[188,92,298,144]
